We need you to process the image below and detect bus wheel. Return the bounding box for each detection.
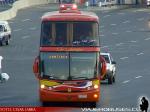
[90,102,97,108]
[42,102,48,106]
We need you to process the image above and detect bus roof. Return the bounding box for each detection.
[41,10,99,22]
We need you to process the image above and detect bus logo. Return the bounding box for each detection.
[68,88,72,93]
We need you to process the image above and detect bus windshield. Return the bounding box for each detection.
[40,21,99,46]
[40,52,98,80]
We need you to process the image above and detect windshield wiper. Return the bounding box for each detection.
[69,76,89,80]
[48,76,60,80]
[43,75,60,80]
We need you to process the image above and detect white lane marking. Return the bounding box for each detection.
[103,15,111,18]
[136,9,147,12]
[135,76,143,79]
[29,27,37,30]
[101,46,109,48]
[144,38,150,40]
[130,40,137,43]
[122,20,130,24]
[137,52,144,56]
[100,34,105,37]
[122,80,130,84]
[110,24,117,26]
[118,12,125,15]
[13,29,22,32]
[126,30,132,33]
[112,32,118,35]
[120,57,129,60]
[137,18,144,21]
[116,43,124,46]
[22,35,30,39]
[139,28,145,31]
[101,26,105,28]
[22,19,30,22]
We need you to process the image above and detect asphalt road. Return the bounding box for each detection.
[0,4,150,112]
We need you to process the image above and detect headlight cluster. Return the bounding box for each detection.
[106,64,112,71]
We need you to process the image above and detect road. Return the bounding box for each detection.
[0,4,150,112]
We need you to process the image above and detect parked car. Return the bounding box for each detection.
[97,0,110,7]
[0,21,11,46]
[147,0,150,6]
[97,0,116,7]
[100,52,116,84]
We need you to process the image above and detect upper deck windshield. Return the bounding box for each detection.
[40,21,99,47]
[40,52,98,80]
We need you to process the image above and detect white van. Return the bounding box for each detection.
[98,0,116,7]
[0,21,11,46]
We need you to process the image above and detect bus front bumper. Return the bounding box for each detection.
[40,89,100,102]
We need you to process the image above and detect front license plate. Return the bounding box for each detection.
[78,94,87,99]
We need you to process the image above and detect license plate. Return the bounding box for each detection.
[78,94,87,99]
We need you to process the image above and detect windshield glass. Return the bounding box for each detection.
[72,22,98,46]
[40,52,97,80]
[40,21,99,46]
[70,53,97,79]
[101,55,110,63]
[41,22,67,46]
[40,52,69,80]
[0,25,4,32]
[41,22,52,46]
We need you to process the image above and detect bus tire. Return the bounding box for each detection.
[91,102,97,107]
[41,102,48,106]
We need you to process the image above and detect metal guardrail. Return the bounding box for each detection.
[0,0,18,5]
[0,0,18,12]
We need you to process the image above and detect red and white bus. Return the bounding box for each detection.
[33,4,106,106]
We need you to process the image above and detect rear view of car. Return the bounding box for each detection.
[0,21,11,46]
[100,53,116,84]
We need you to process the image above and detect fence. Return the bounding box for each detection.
[0,0,18,5]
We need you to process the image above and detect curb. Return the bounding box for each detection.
[0,0,56,21]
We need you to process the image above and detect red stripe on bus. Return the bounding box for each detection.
[40,47,100,52]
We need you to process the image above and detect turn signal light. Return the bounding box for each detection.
[72,4,77,10]
[41,84,45,89]
[94,84,99,89]
[93,94,98,98]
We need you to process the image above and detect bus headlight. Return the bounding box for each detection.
[94,84,99,89]
[41,84,45,89]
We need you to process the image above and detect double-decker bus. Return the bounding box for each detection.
[33,4,106,106]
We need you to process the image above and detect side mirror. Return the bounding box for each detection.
[112,61,116,64]
[0,73,9,83]
[99,55,107,80]
[33,56,40,79]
